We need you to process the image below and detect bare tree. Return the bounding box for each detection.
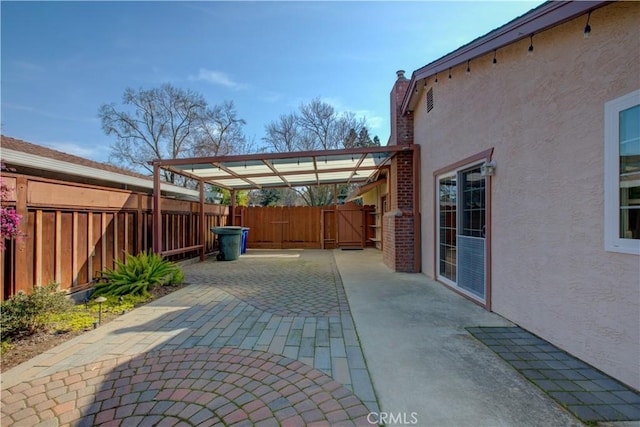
[263,113,300,153]
[190,101,248,157]
[262,98,375,206]
[262,98,368,154]
[99,84,247,183]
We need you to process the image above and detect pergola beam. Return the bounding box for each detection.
[151,145,410,168]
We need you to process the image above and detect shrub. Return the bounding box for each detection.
[0,282,73,341]
[92,251,184,298]
[43,309,96,334]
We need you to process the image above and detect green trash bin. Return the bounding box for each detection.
[211,226,243,261]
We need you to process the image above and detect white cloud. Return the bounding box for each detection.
[12,60,45,73]
[3,103,97,123]
[259,91,284,103]
[189,68,248,90]
[42,141,102,160]
[362,114,385,131]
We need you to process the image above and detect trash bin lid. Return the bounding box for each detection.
[211,226,243,235]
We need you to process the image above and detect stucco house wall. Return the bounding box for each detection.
[412,2,639,389]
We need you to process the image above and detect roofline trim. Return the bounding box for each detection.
[401,0,611,114]
[1,148,199,197]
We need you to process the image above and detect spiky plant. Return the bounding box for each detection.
[92,251,184,298]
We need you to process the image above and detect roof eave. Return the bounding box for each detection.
[401,0,612,114]
[1,148,199,198]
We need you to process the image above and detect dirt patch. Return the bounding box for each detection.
[0,283,188,373]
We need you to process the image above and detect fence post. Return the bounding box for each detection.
[137,193,143,254]
[199,180,205,261]
[14,176,29,293]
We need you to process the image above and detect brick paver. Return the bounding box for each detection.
[468,326,640,423]
[2,347,372,426]
[185,251,345,317]
[1,250,380,426]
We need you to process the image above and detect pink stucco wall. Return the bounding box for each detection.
[413,2,640,389]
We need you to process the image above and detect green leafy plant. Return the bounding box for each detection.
[92,251,184,298]
[89,294,151,313]
[42,309,96,334]
[1,340,14,355]
[0,282,73,341]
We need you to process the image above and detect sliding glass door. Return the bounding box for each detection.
[438,165,487,302]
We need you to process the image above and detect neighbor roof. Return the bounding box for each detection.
[0,135,200,199]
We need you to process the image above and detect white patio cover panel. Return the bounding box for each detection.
[157,147,402,190]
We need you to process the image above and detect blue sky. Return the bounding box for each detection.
[2,1,543,163]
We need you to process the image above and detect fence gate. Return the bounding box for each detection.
[239,204,374,250]
[336,202,366,249]
[239,206,323,249]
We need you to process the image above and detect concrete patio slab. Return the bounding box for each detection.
[334,248,585,427]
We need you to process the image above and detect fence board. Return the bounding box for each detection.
[77,212,89,286]
[92,213,102,281]
[40,211,56,284]
[61,212,73,287]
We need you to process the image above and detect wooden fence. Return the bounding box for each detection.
[1,173,228,300]
[236,203,376,250]
[237,206,323,249]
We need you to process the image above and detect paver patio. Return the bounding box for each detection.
[1,250,377,426]
[3,248,638,426]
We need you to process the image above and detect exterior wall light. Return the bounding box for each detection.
[584,11,592,38]
[481,160,496,177]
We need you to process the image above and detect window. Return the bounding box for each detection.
[604,89,640,254]
[438,175,457,282]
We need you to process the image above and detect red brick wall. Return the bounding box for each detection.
[383,151,416,272]
[384,71,417,272]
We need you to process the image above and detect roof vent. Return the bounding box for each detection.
[427,88,434,112]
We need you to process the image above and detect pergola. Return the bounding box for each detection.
[151,145,414,260]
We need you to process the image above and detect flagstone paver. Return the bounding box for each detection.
[1,250,380,426]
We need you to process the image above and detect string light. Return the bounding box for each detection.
[492,50,497,66]
[435,72,438,83]
[527,34,534,56]
[448,68,452,79]
[466,60,471,75]
[584,11,592,38]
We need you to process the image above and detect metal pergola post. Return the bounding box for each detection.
[199,179,205,261]
[152,162,161,254]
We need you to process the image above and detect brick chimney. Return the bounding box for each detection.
[389,70,413,146]
[384,70,418,273]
